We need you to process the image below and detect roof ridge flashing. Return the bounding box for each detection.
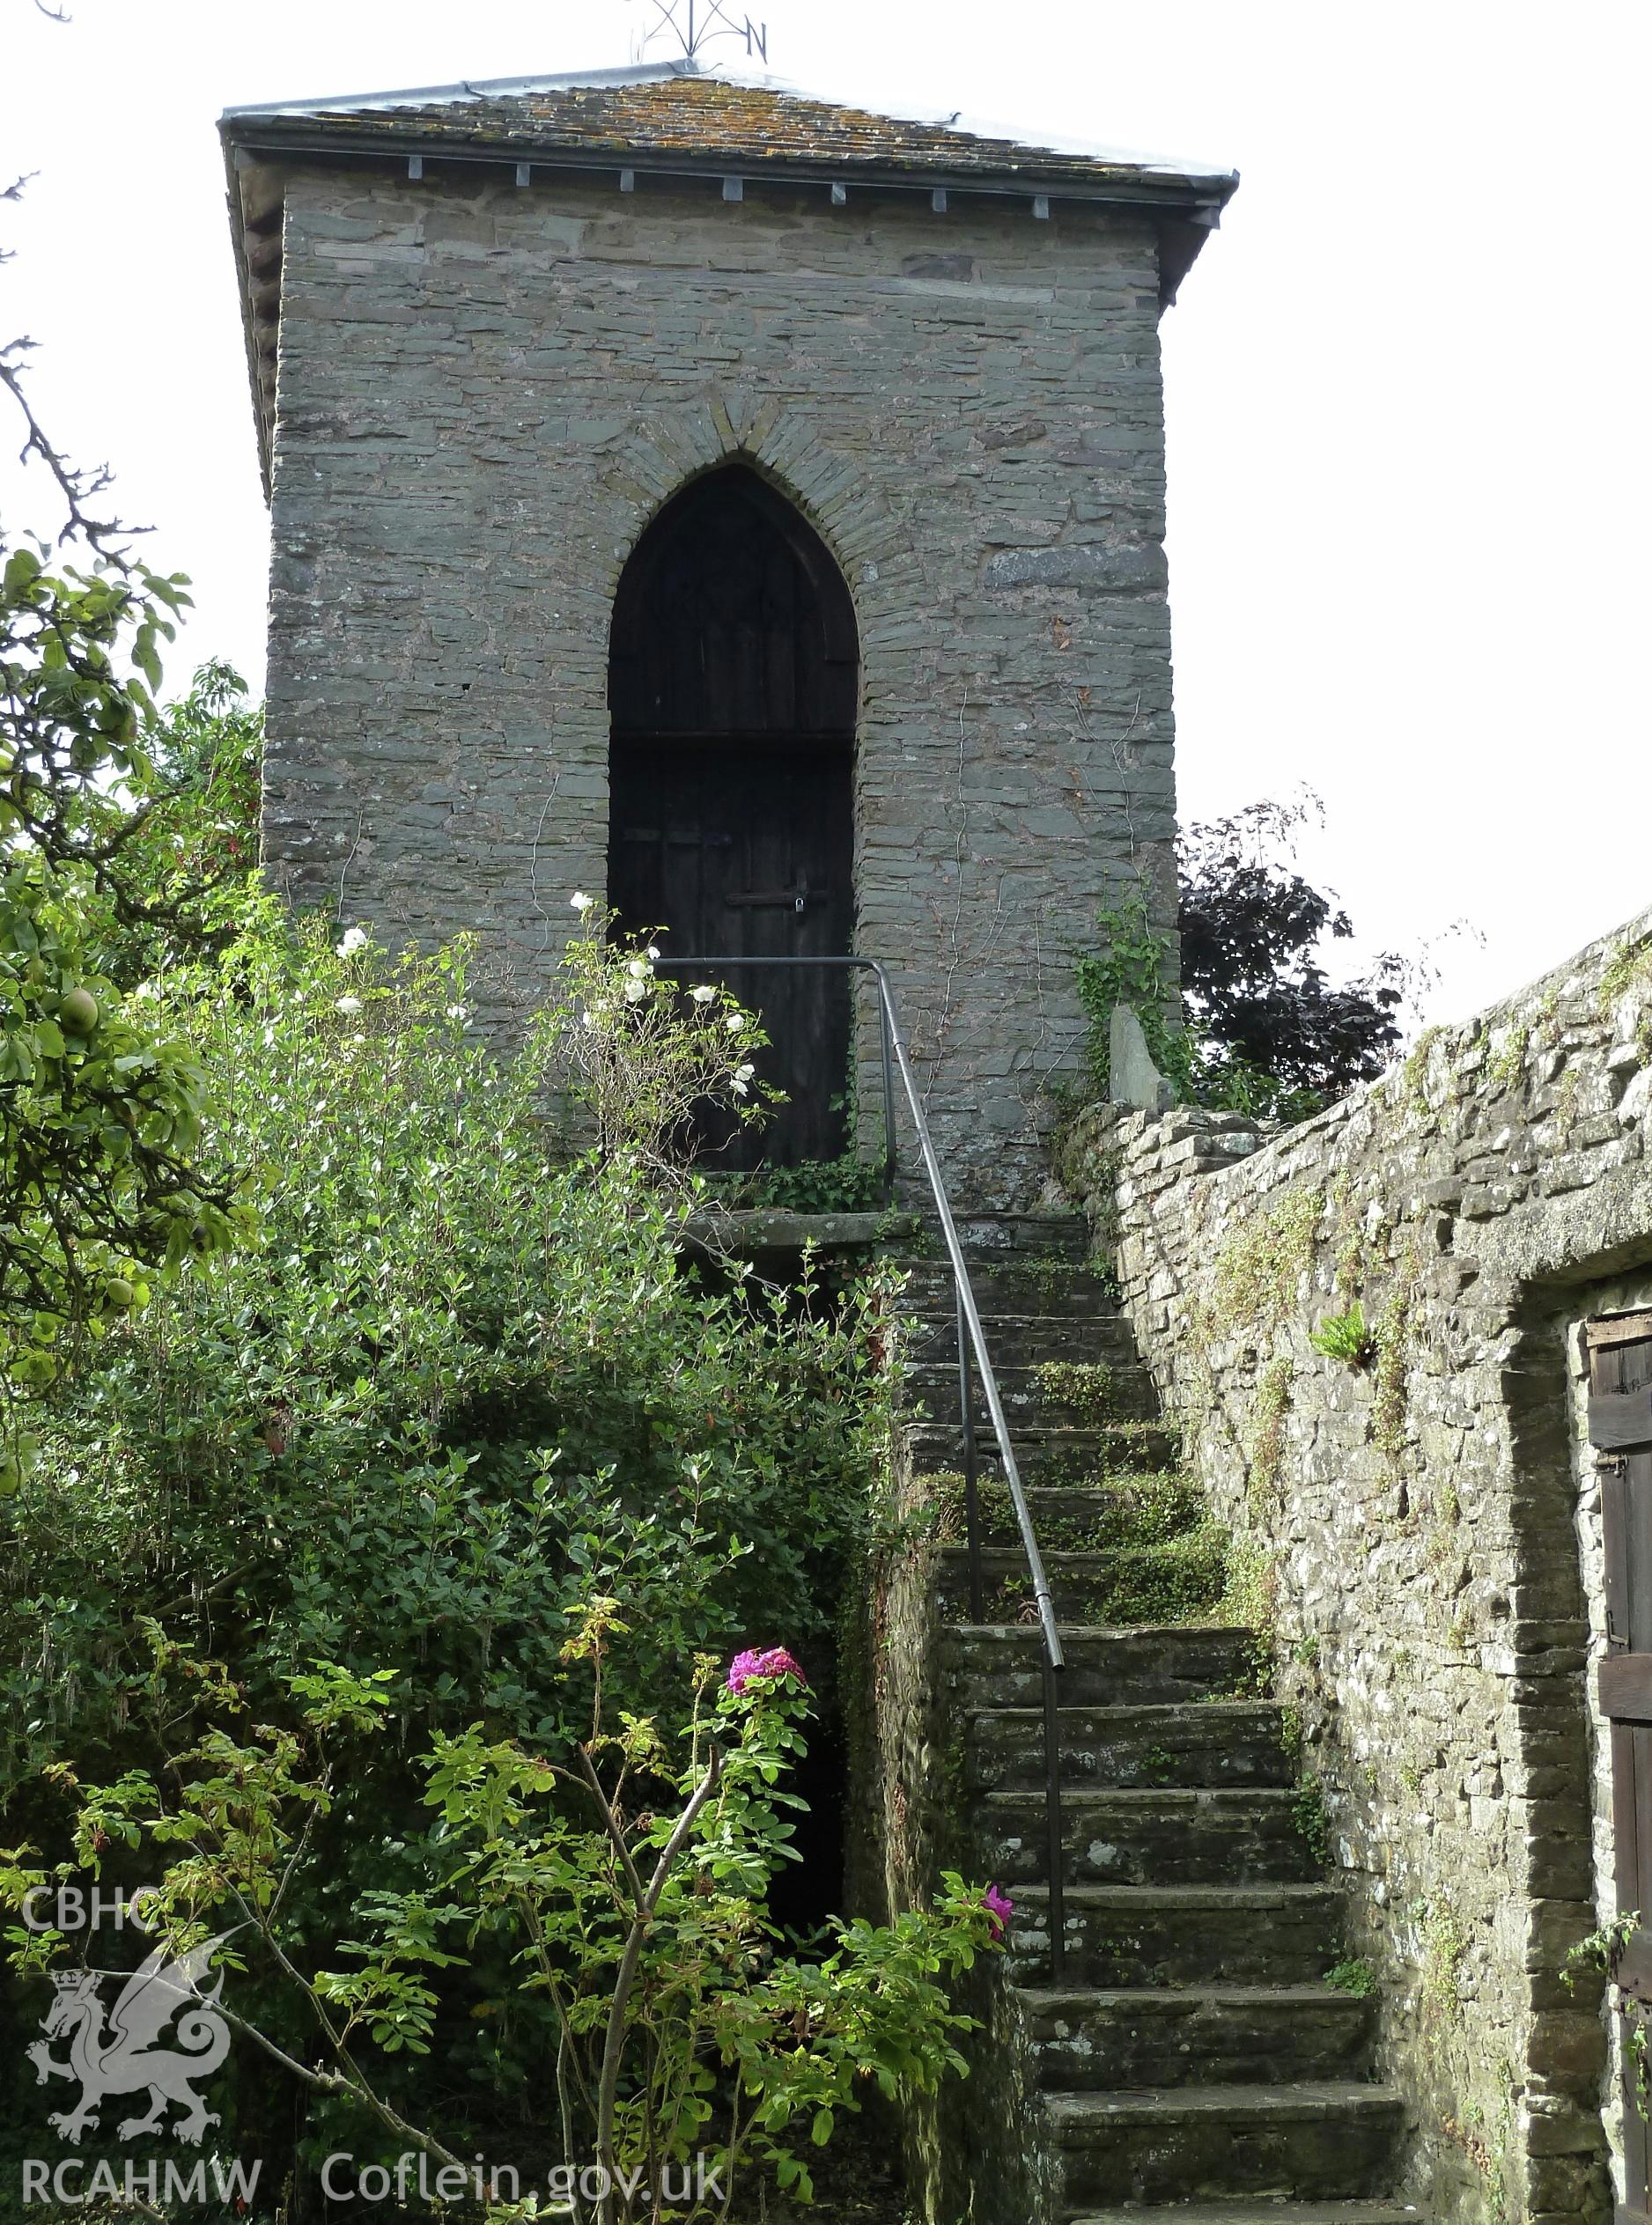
[220,57,709,123]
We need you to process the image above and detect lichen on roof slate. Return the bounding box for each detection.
[230,72,1219,190]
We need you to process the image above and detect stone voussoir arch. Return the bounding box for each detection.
[591,392,918,663]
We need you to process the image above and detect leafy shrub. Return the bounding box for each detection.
[1077,796,1408,1126]
[0,903,897,2184]
[5,1640,1002,2221]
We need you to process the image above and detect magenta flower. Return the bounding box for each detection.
[726,1647,808,1697]
[982,1883,1014,1942]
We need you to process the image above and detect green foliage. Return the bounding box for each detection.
[1205,1186,1319,1335]
[1032,1359,1116,1421]
[1484,1021,1530,1092]
[0,910,898,2180]
[1563,1912,1650,2121]
[1325,1956,1378,1999]
[1076,844,1390,1129]
[1563,1908,1641,1992]
[714,1152,888,1216]
[1247,1354,1293,1514]
[1293,1776,1331,1867]
[1309,1302,1378,1369]
[1418,1897,1469,2011]
[549,902,780,1197]
[1,548,246,1443]
[1371,1293,1412,1455]
[1599,935,1652,1013]
[85,659,262,983]
[5,1643,1001,2220]
[1075,891,1196,1099]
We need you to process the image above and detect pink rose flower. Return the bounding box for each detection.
[726,1647,808,1697]
[982,1883,1014,1941]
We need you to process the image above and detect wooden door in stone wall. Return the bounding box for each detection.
[608,467,859,1170]
[1589,1311,1652,2221]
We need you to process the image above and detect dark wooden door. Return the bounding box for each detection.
[1589,1312,1652,2220]
[608,741,852,1166]
[608,468,859,1170]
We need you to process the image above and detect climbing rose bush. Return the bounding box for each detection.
[726,1646,808,1697]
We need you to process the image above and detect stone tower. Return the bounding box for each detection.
[219,62,1234,1203]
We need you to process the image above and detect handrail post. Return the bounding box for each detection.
[1043,1651,1067,1986]
[877,994,897,1204]
[956,1281,984,1625]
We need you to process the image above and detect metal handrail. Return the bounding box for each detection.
[660,952,1067,1982]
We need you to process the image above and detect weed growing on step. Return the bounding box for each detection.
[1032,1359,1117,1420]
[1325,1956,1378,1999]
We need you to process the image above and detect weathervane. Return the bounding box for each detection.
[631,0,769,65]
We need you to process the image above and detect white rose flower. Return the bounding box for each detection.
[735,1062,756,1082]
[335,994,364,1016]
[726,1013,747,1033]
[690,984,717,1004]
[446,1004,469,1023]
[571,891,595,913]
[624,978,649,1003]
[336,925,370,956]
[731,1078,749,1098]
[646,945,661,961]
[626,957,651,978]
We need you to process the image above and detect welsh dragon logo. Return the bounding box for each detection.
[26,1934,232,2147]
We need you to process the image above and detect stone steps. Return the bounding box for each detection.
[910,1416,1184,1483]
[1045,2084,1405,2208]
[966,1702,1293,1792]
[935,1532,1228,1625]
[893,1239,1423,2223]
[940,1624,1264,1712]
[1017,1983,1374,2089]
[1001,1884,1346,1989]
[977,1786,1319,1889]
[903,1311,1139,1370]
[955,1477,1201,1541]
[896,1258,1117,1318]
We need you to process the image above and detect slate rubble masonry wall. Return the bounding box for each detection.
[1055,904,1652,2225]
[261,166,1180,1205]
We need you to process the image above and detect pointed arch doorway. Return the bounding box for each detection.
[608,467,859,1168]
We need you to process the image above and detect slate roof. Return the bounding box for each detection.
[220,61,1236,203]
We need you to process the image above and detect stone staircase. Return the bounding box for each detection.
[891,1212,1422,2225]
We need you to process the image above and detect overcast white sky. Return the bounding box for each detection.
[2,0,1648,1028]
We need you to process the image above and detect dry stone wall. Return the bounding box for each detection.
[262,165,1182,1203]
[1056,905,1652,2225]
